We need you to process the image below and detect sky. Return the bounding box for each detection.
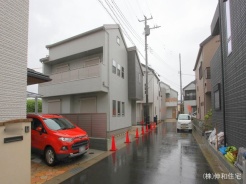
[27,0,218,99]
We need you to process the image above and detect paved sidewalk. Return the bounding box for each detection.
[31,125,152,184]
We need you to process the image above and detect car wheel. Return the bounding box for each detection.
[45,147,56,166]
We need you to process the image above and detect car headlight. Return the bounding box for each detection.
[59,137,73,142]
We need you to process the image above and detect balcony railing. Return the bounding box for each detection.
[165,98,178,102]
[40,64,100,86]
[184,96,196,100]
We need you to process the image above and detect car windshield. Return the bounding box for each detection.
[43,118,75,130]
[178,114,190,120]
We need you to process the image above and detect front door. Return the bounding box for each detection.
[172,108,176,119]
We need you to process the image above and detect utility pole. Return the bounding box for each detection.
[179,53,183,114]
[139,16,160,128]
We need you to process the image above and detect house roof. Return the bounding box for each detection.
[27,68,51,85]
[160,81,178,94]
[127,46,144,75]
[183,80,196,90]
[141,63,160,81]
[46,24,129,50]
[193,36,214,71]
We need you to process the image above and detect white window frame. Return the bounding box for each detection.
[112,100,116,116]
[117,64,121,76]
[112,60,116,74]
[117,101,121,116]
[225,0,232,55]
[121,67,124,79]
[122,102,125,116]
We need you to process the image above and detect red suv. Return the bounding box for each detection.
[27,114,89,166]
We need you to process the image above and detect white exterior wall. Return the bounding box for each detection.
[107,29,131,131]
[0,0,29,121]
[137,66,161,122]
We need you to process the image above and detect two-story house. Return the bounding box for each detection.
[193,35,220,120]
[39,24,143,150]
[183,80,197,115]
[210,0,246,148]
[136,64,161,124]
[160,82,178,121]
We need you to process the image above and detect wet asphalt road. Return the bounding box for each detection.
[62,122,218,184]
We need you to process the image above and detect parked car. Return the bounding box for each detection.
[176,114,192,132]
[27,114,89,166]
[191,111,197,118]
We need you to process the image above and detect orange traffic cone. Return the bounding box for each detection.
[141,126,145,135]
[125,131,131,143]
[135,128,139,138]
[110,136,117,151]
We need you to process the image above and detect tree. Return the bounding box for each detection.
[26,99,42,113]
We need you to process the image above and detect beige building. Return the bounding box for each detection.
[193,35,220,120]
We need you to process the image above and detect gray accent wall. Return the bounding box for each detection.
[127,49,143,100]
[211,0,246,148]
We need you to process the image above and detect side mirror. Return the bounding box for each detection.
[36,126,42,134]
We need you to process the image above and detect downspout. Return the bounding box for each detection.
[218,0,227,145]
[105,30,110,135]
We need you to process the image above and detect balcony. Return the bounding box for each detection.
[204,67,211,93]
[184,96,196,101]
[166,98,178,107]
[39,64,108,97]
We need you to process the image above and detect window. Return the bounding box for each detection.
[205,67,211,79]
[117,101,121,116]
[112,100,116,116]
[225,0,232,55]
[199,62,203,79]
[112,60,116,74]
[184,90,196,100]
[117,36,120,45]
[121,67,124,78]
[117,64,121,76]
[122,102,125,116]
[214,83,221,110]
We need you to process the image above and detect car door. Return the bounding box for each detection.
[31,118,47,151]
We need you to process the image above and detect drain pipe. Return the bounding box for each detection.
[218,0,227,146]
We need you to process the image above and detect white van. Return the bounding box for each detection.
[176,114,192,132]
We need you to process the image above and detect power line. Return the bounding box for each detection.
[98,0,180,87]
[111,0,144,45]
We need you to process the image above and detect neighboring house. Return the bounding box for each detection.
[193,35,220,120]
[160,82,178,120]
[136,64,161,124]
[183,80,197,114]
[39,24,143,150]
[210,0,246,148]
